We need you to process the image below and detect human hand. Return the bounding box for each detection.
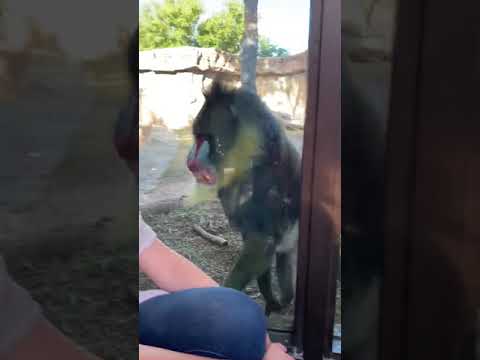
[263,342,294,360]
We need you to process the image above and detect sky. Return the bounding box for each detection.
[0,0,310,59]
[140,0,311,55]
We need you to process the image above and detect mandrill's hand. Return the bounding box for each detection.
[263,343,295,360]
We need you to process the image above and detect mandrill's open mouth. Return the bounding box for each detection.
[186,157,217,186]
[192,168,217,186]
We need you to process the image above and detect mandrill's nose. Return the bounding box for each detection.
[187,158,200,173]
[186,146,200,173]
[186,143,217,185]
[186,138,210,172]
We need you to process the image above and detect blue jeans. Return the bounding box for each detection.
[139,287,267,360]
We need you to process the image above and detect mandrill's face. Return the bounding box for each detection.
[186,81,264,188]
[186,83,238,187]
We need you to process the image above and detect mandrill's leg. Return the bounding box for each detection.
[257,270,282,316]
[276,251,297,307]
[224,232,275,295]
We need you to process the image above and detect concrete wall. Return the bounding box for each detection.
[139,47,307,131]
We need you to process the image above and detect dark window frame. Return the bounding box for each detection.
[292,0,341,359]
[380,0,423,358]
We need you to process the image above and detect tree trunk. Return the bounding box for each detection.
[240,0,258,93]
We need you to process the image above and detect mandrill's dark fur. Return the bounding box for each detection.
[190,82,301,314]
[114,28,139,175]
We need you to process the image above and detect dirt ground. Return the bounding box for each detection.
[8,235,138,360]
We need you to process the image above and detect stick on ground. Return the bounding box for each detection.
[192,224,228,246]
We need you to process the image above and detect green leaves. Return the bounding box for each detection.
[140,0,203,50]
[196,0,245,54]
[258,36,289,58]
[139,0,288,57]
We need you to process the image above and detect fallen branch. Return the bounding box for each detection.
[192,224,228,246]
[285,123,304,131]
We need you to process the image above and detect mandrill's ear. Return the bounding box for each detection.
[201,76,210,97]
[201,76,232,100]
[202,80,222,98]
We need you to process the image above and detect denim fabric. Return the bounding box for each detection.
[139,287,267,360]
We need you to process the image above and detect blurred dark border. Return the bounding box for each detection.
[0,1,138,358]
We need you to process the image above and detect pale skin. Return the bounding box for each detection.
[6,317,102,360]
[139,238,294,360]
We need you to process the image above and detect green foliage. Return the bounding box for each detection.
[258,36,289,57]
[139,0,289,57]
[139,0,203,50]
[196,0,244,54]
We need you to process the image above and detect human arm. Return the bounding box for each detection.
[263,343,295,360]
[139,213,217,292]
[140,239,218,292]
[6,317,101,360]
[0,257,100,360]
[140,344,222,360]
[140,341,294,360]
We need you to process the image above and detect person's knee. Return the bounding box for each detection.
[213,288,267,356]
[222,288,266,328]
[140,288,267,360]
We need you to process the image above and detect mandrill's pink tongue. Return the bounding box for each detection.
[193,168,217,186]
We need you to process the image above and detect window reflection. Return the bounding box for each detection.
[341,0,398,359]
